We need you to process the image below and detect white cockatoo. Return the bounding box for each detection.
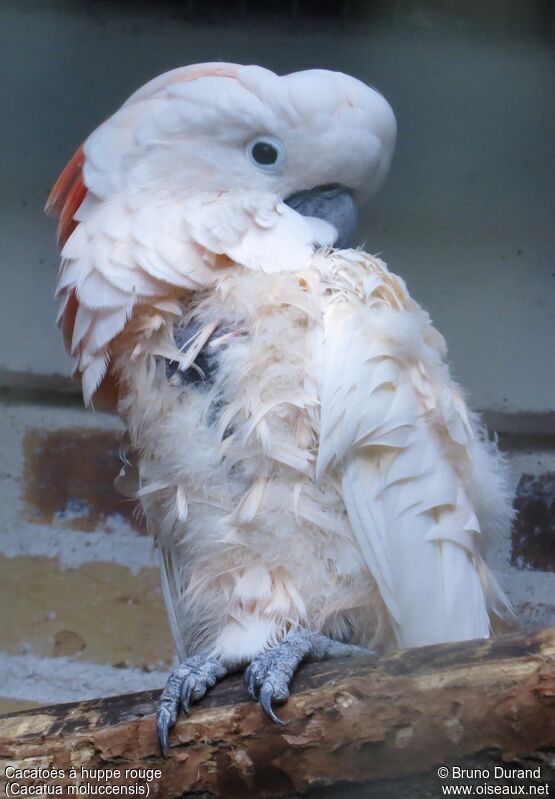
[47,62,513,756]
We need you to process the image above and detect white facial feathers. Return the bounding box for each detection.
[85,64,396,202]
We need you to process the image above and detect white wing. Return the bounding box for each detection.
[317,252,511,648]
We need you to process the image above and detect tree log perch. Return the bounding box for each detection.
[1,627,554,797]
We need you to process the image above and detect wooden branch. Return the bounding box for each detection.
[1,627,554,798]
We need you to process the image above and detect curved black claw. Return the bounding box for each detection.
[244,663,259,701]
[156,655,227,758]
[259,683,288,726]
[156,706,174,758]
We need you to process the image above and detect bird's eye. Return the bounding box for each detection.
[247,136,286,172]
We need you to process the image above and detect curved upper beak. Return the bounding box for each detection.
[284,183,358,249]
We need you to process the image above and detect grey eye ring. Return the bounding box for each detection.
[247,136,286,172]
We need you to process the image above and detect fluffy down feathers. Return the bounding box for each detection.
[113,251,512,661]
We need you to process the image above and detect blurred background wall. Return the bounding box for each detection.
[0,0,554,713]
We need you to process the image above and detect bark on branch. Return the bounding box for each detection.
[1,627,554,797]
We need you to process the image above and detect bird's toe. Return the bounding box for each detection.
[243,633,308,723]
[244,629,370,725]
[156,655,227,757]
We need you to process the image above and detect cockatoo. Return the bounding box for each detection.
[47,62,513,756]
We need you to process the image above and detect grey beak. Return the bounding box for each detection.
[284,183,358,249]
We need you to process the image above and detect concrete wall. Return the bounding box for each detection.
[0,0,554,718]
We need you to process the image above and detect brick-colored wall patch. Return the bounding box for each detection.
[0,554,173,670]
[512,472,555,572]
[23,428,145,533]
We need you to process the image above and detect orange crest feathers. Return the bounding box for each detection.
[47,144,119,409]
[45,144,86,247]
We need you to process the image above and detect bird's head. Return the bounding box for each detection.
[47,63,396,404]
[51,62,396,273]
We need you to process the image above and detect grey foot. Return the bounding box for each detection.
[244,629,369,725]
[157,655,227,757]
